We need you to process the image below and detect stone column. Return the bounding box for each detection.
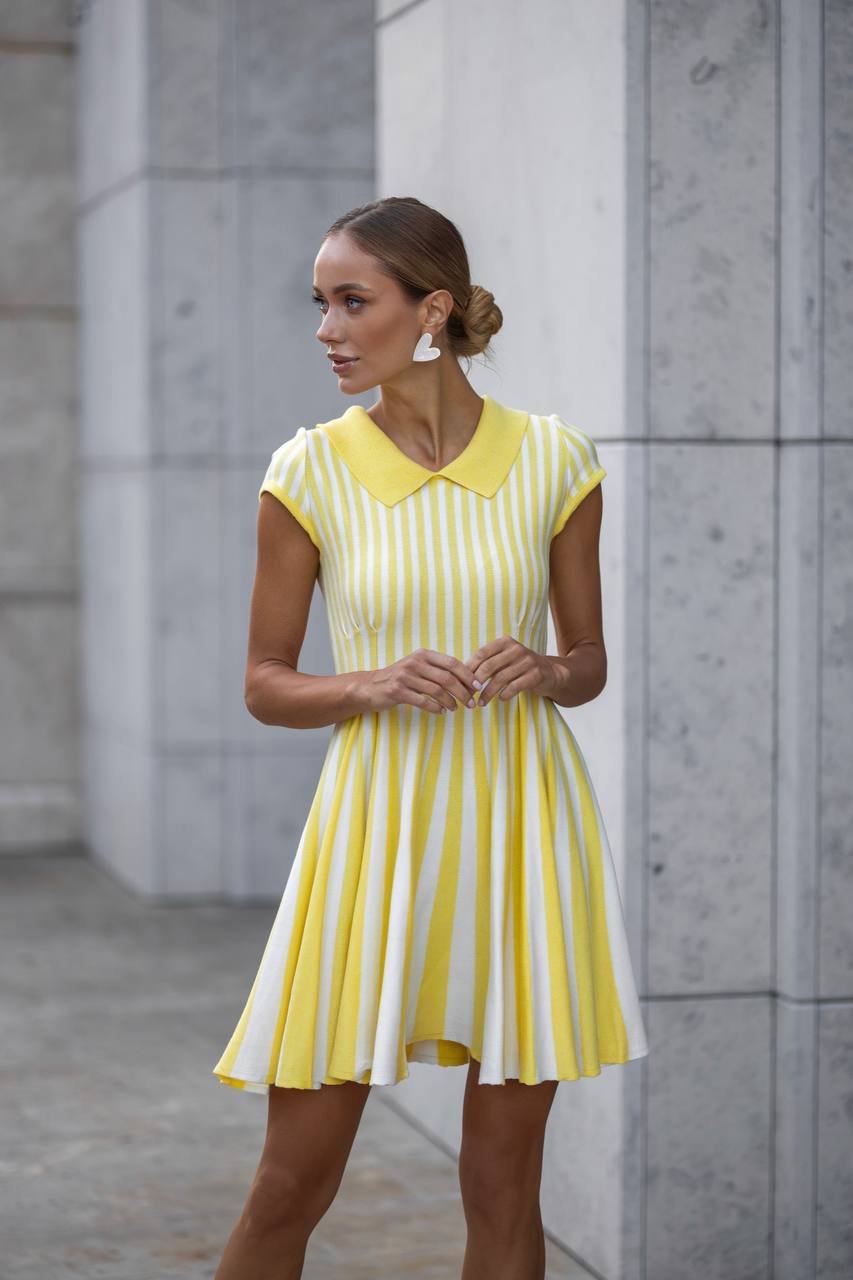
[775,3,853,1279]
[76,0,374,898]
[0,3,77,847]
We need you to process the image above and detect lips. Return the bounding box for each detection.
[328,354,357,363]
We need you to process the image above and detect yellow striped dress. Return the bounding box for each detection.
[212,393,649,1092]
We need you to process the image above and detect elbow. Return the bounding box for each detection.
[244,685,267,724]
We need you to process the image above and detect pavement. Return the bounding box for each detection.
[1,851,594,1279]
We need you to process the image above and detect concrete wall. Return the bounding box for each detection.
[377,2,853,1278]
[0,3,78,847]
[75,0,374,900]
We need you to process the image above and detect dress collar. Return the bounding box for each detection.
[317,393,529,507]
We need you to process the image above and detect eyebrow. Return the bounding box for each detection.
[312,282,374,295]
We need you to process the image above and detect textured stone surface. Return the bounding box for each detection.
[776,444,821,1001]
[0,0,71,42]
[649,0,776,440]
[75,0,146,205]
[646,995,772,1280]
[243,0,374,170]
[0,600,79,786]
[0,317,77,592]
[76,179,149,459]
[0,44,75,305]
[824,0,853,439]
[819,446,853,998]
[148,0,222,171]
[816,1005,853,1279]
[774,998,818,1280]
[648,441,774,992]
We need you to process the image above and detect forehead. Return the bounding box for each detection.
[314,233,377,279]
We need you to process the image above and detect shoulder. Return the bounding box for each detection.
[534,413,606,537]
[264,424,327,493]
[531,411,601,464]
[259,427,322,549]
[267,424,312,470]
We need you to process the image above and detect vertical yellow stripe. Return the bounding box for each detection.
[503,461,527,635]
[470,701,491,1061]
[534,706,580,1077]
[411,712,460,1036]
[396,709,437,1069]
[323,725,372,1079]
[562,729,630,1061]
[266,806,324,1086]
[514,697,536,1080]
[326,718,375,1080]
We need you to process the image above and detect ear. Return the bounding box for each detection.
[422,288,454,329]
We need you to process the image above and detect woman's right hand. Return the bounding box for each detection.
[364,648,481,715]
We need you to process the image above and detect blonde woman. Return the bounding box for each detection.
[212,195,649,1280]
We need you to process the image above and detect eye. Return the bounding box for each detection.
[311,295,364,312]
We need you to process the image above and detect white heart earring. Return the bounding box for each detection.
[412,330,440,362]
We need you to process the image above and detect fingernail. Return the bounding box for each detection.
[467,698,474,707]
[472,679,482,689]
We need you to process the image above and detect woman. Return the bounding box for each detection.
[212,196,649,1279]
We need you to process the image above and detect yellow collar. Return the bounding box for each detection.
[317,393,529,506]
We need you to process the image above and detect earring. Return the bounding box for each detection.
[412,330,440,362]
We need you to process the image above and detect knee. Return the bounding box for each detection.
[458,1148,540,1232]
[243,1161,336,1241]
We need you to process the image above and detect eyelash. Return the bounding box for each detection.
[311,295,364,313]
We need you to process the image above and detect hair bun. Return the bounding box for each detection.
[462,285,503,357]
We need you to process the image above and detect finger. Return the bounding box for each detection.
[423,653,480,706]
[466,638,521,686]
[468,634,512,664]
[449,660,481,704]
[407,674,457,714]
[478,662,527,707]
[466,636,512,682]
[469,652,516,696]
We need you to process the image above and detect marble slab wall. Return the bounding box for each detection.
[75,0,375,899]
[0,3,78,847]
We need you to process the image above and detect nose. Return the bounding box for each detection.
[316,317,338,343]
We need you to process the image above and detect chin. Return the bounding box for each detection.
[339,368,380,394]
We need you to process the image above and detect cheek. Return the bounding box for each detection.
[370,311,413,356]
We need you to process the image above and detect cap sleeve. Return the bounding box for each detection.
[258,426,321,551]
[550,414,607,539]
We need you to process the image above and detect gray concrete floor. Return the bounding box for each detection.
[2,851,595,1279]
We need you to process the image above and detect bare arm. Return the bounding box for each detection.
[244,493,372,729]
[545,483,607,707]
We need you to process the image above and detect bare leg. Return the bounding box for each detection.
[458,1057,558,1280]
[213,1078,371,1280]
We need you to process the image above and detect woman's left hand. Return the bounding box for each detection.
[465,636,559,708]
